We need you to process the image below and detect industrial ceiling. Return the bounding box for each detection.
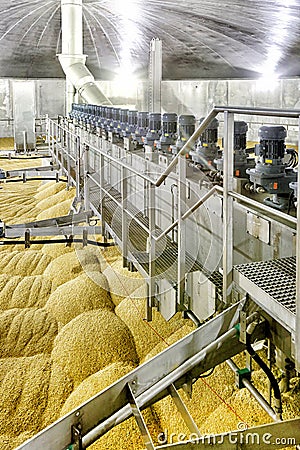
[0,0,300,81]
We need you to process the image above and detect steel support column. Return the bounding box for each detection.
[75,135,81,200]
[296,115,300,372]
[147,182,156,321]
[121,166,128,267]
[99,153,106,241]
[222,111,234,305]
[178,154,187,309]
[83,144,90,212]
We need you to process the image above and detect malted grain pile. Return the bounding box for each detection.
[36,198,74,221]
[45,272,114,326]
[7,431,35,449]
[43,252,83,288]
[0,434,12,450]
[0,194,36,206]
[42,237,75,259]
[0,203,33,217]
[201,387,272,434]
[42,363,74,428]
[0,431,35,450]
[34,181,67,201]
[100,245,121,265]
[0,308,58,357]
[87,413,162,450]
[0,354,51,436]
[89,410,163,450]
[0,250,19,268]
[0,274,23,309]
[61,361,137,415]
[0,250,51,276]
[76,247,104,273]
[0,274,54,310]
[51,309,139,386]
[102,258,146,306]
[0,204,41,224]
[12,275,54,308]
[36,186,75,211]
[153,359,237,440]
[0,183,39,195]
[115,295,189,360]
[142,324,196,362]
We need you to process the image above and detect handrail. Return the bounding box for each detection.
[49,117,159,185]
[155,186,218,242]
[155,108,219,187]
[221,187,297,227]
[83,140,157,185]
[214,105,300,118]
[49,118,81,140]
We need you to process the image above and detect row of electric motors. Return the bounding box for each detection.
[69,103,298,210]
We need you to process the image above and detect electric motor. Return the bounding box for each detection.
[171,114,195,155]
[234,121,248,150]
[256,125,287,164]
[199,117,219,146]
[134,112,149,145]
[157,113,177,152]
[178,114,195,141]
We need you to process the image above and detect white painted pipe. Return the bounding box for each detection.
[58,0,111,108]
[61,0,83,55]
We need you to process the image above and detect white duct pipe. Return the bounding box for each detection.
[58,0,111,110]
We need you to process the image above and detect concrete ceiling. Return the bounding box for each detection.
[0,0,300,80]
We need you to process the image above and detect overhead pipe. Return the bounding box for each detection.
[58,0,111,111]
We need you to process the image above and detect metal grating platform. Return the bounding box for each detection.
[233,256,296,332]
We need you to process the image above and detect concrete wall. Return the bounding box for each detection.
[159,79,300,144]
[0,79,65,138]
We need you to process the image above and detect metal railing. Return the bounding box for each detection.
[47,105,300,371]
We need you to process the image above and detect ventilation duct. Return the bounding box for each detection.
[58,0,111,111]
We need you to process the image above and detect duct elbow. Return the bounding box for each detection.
[78,81,111,105]
[58,54,111,105]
